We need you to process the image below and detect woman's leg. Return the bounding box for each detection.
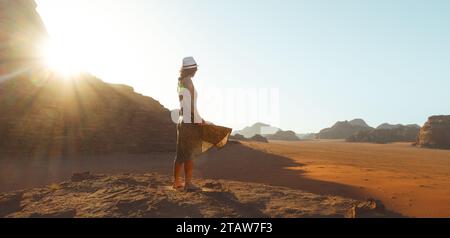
[173,161,184,188]
[184,160,194,186]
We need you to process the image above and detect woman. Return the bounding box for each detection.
[174,56,232,191]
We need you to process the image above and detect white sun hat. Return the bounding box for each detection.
[182,56,198,69]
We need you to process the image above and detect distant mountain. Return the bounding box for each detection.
[229,133,268,143]
[416,115,450,149]
[316,119,373,139]
[265,130,300,141]
[347,125,420,144]
[377,123,420,130]
[297,133,316,140]
[233,123,279,138]
[377,123,403,130]
[349,119,370,128]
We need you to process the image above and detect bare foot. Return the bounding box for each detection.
[184,183,202,192]
[172,182,184,190]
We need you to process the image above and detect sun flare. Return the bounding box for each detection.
[41,40,86,77]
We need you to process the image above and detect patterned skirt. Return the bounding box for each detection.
[175,123,232,163]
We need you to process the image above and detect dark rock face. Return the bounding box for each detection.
[249,134,269,143]
[0,74,176,155]
[347,125,420,144]
[229,133,246,141]
[317,119,373,139]
[0,0,48,77]
[417,116,450,149]
[265,130,300,141]
[0,0,176,156]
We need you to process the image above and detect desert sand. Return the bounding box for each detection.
[223,140,450,218]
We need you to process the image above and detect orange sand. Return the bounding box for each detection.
[240,140,450,218]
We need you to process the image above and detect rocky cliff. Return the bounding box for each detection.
[347,125,420,144]
[265,130,300,141]
[0,73,176,155]
[0,0,176,156]
[416,116,450,149]
[316,119,373,139]
[0,0,48,78]
[229,133,268,143]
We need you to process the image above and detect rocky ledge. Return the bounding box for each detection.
[0,172,400,218]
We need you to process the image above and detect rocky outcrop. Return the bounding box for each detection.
[0,0,48,78]
[249,134,269,143]
[0,172,397,218]
[230,133,268,143]
[229,133,246,141]
[377,123,420,130]
[347,125,420,144]
[0,74,176,155]
[316,119,373,139]
[416,116,450,149]
[349,198,403,218]
[0,0,176,155]
[233,123,279,138]
[265,130,300,141]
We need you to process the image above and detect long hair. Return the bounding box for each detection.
[178,67,198,96]
[179,67,197,80]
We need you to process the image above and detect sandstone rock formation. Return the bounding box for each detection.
[229,133,246,141]
[316,119,373,139]
[347,125,420,144]
[0,0,48,79]
[229,133,268,143]
[416,115,450,149]
[249,134,269,143]
[233,123,279,138]
[265,130,300,141]
[377,123,420,130]
[0,0,176,156]
[0,172,397,218]
[0,74,176,155]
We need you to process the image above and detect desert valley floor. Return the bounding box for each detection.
[2,140,450,217]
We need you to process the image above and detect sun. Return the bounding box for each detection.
[41,40,86,78]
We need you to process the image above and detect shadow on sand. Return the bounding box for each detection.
[197,142,367,200]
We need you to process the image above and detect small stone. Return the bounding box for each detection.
[71,172,93,182]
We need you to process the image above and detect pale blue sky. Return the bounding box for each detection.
[37,0,450,133]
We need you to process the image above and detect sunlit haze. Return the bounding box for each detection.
[36,0,450,132]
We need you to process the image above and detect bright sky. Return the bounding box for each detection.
[36,0,450,133]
